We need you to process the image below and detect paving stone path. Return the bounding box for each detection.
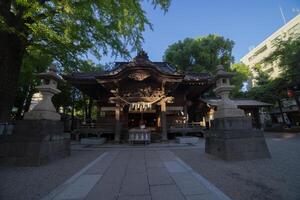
[42,149,231,200]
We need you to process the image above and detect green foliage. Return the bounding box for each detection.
[230,63,251,97]
[1,0,171,119]
[265,34,300,85]
[163,34,234,72]
[13,45,105,118]
[246,34,300,103]
[163,38,197,72]
[252,63,269,86]
[246,77,286,103]
[1,0,171,70]
[163,35,250,97]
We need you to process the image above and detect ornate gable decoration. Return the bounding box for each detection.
[133,50,149,62]
[127,50,154,67]
[128,72,150,81]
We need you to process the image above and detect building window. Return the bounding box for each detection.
[248,55,255,62]
[271,35,282,47]
[254,45,267,56]
[288,23,300,35]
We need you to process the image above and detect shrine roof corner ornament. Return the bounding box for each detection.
[133,50,150,63]
[99,51,181,78]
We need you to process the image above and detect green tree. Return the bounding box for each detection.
[265,34,300,86]
[246,78,286,103]
[250,34,300,111]
[252,63,270,86]
[230,63,251,97]
[0,0,171,122]
[163,38,197,72]
[163,35,250,97]
[163,35,234,72]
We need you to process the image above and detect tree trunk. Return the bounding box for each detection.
[277,100,286,125]
[14,86,29,120]
[23,85,35,113]
[0,31,26,122]
[14,97,25,120]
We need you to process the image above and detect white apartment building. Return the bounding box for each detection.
[241,13,300,87]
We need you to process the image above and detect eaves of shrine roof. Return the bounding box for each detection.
[183,72,213,82]
[100,61,181,77]
[62,72,103,82]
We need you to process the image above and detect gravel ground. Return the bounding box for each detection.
[172,132,300,200]
[0,149,104,200]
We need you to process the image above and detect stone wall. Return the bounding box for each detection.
[0,120,70,166]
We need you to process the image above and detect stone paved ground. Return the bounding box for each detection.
[172,132,300,200]
[1,132,299,200]
[0,150,104,200]
[42,149,229,200]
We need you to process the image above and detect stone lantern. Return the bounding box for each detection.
[205,65,271,161]
[0,64,70,166]
[213,65,244,119]
[24,64,64,121]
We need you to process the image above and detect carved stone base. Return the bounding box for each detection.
[213,100,245,119]
[24,110,61,121]
[205,117,271,161]
[0,120,70,166]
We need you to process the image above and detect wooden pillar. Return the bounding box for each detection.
[96,101,101,122]
[183,93,188,117]
[161,101,167,141]
[114,103,121,143]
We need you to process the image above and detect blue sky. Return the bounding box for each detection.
[99,0,300,64]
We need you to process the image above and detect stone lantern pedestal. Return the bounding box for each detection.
[0,65,70,166]
[205,66,270,161]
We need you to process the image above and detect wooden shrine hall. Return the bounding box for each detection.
[64,51,214,142]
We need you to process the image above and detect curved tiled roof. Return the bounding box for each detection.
[104,61,179,75]
[64,51,213,82]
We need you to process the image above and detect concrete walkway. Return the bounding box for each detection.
[42,150,231,200]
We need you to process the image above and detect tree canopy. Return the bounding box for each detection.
[246,34,300,104]
[265,34,300,86]
[163,35,234,73]
[1,0,170,69]
[0,0,171,121]
[163,35,252,97]
[230,63,251,97]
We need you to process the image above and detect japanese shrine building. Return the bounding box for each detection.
[64,52,215,142]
